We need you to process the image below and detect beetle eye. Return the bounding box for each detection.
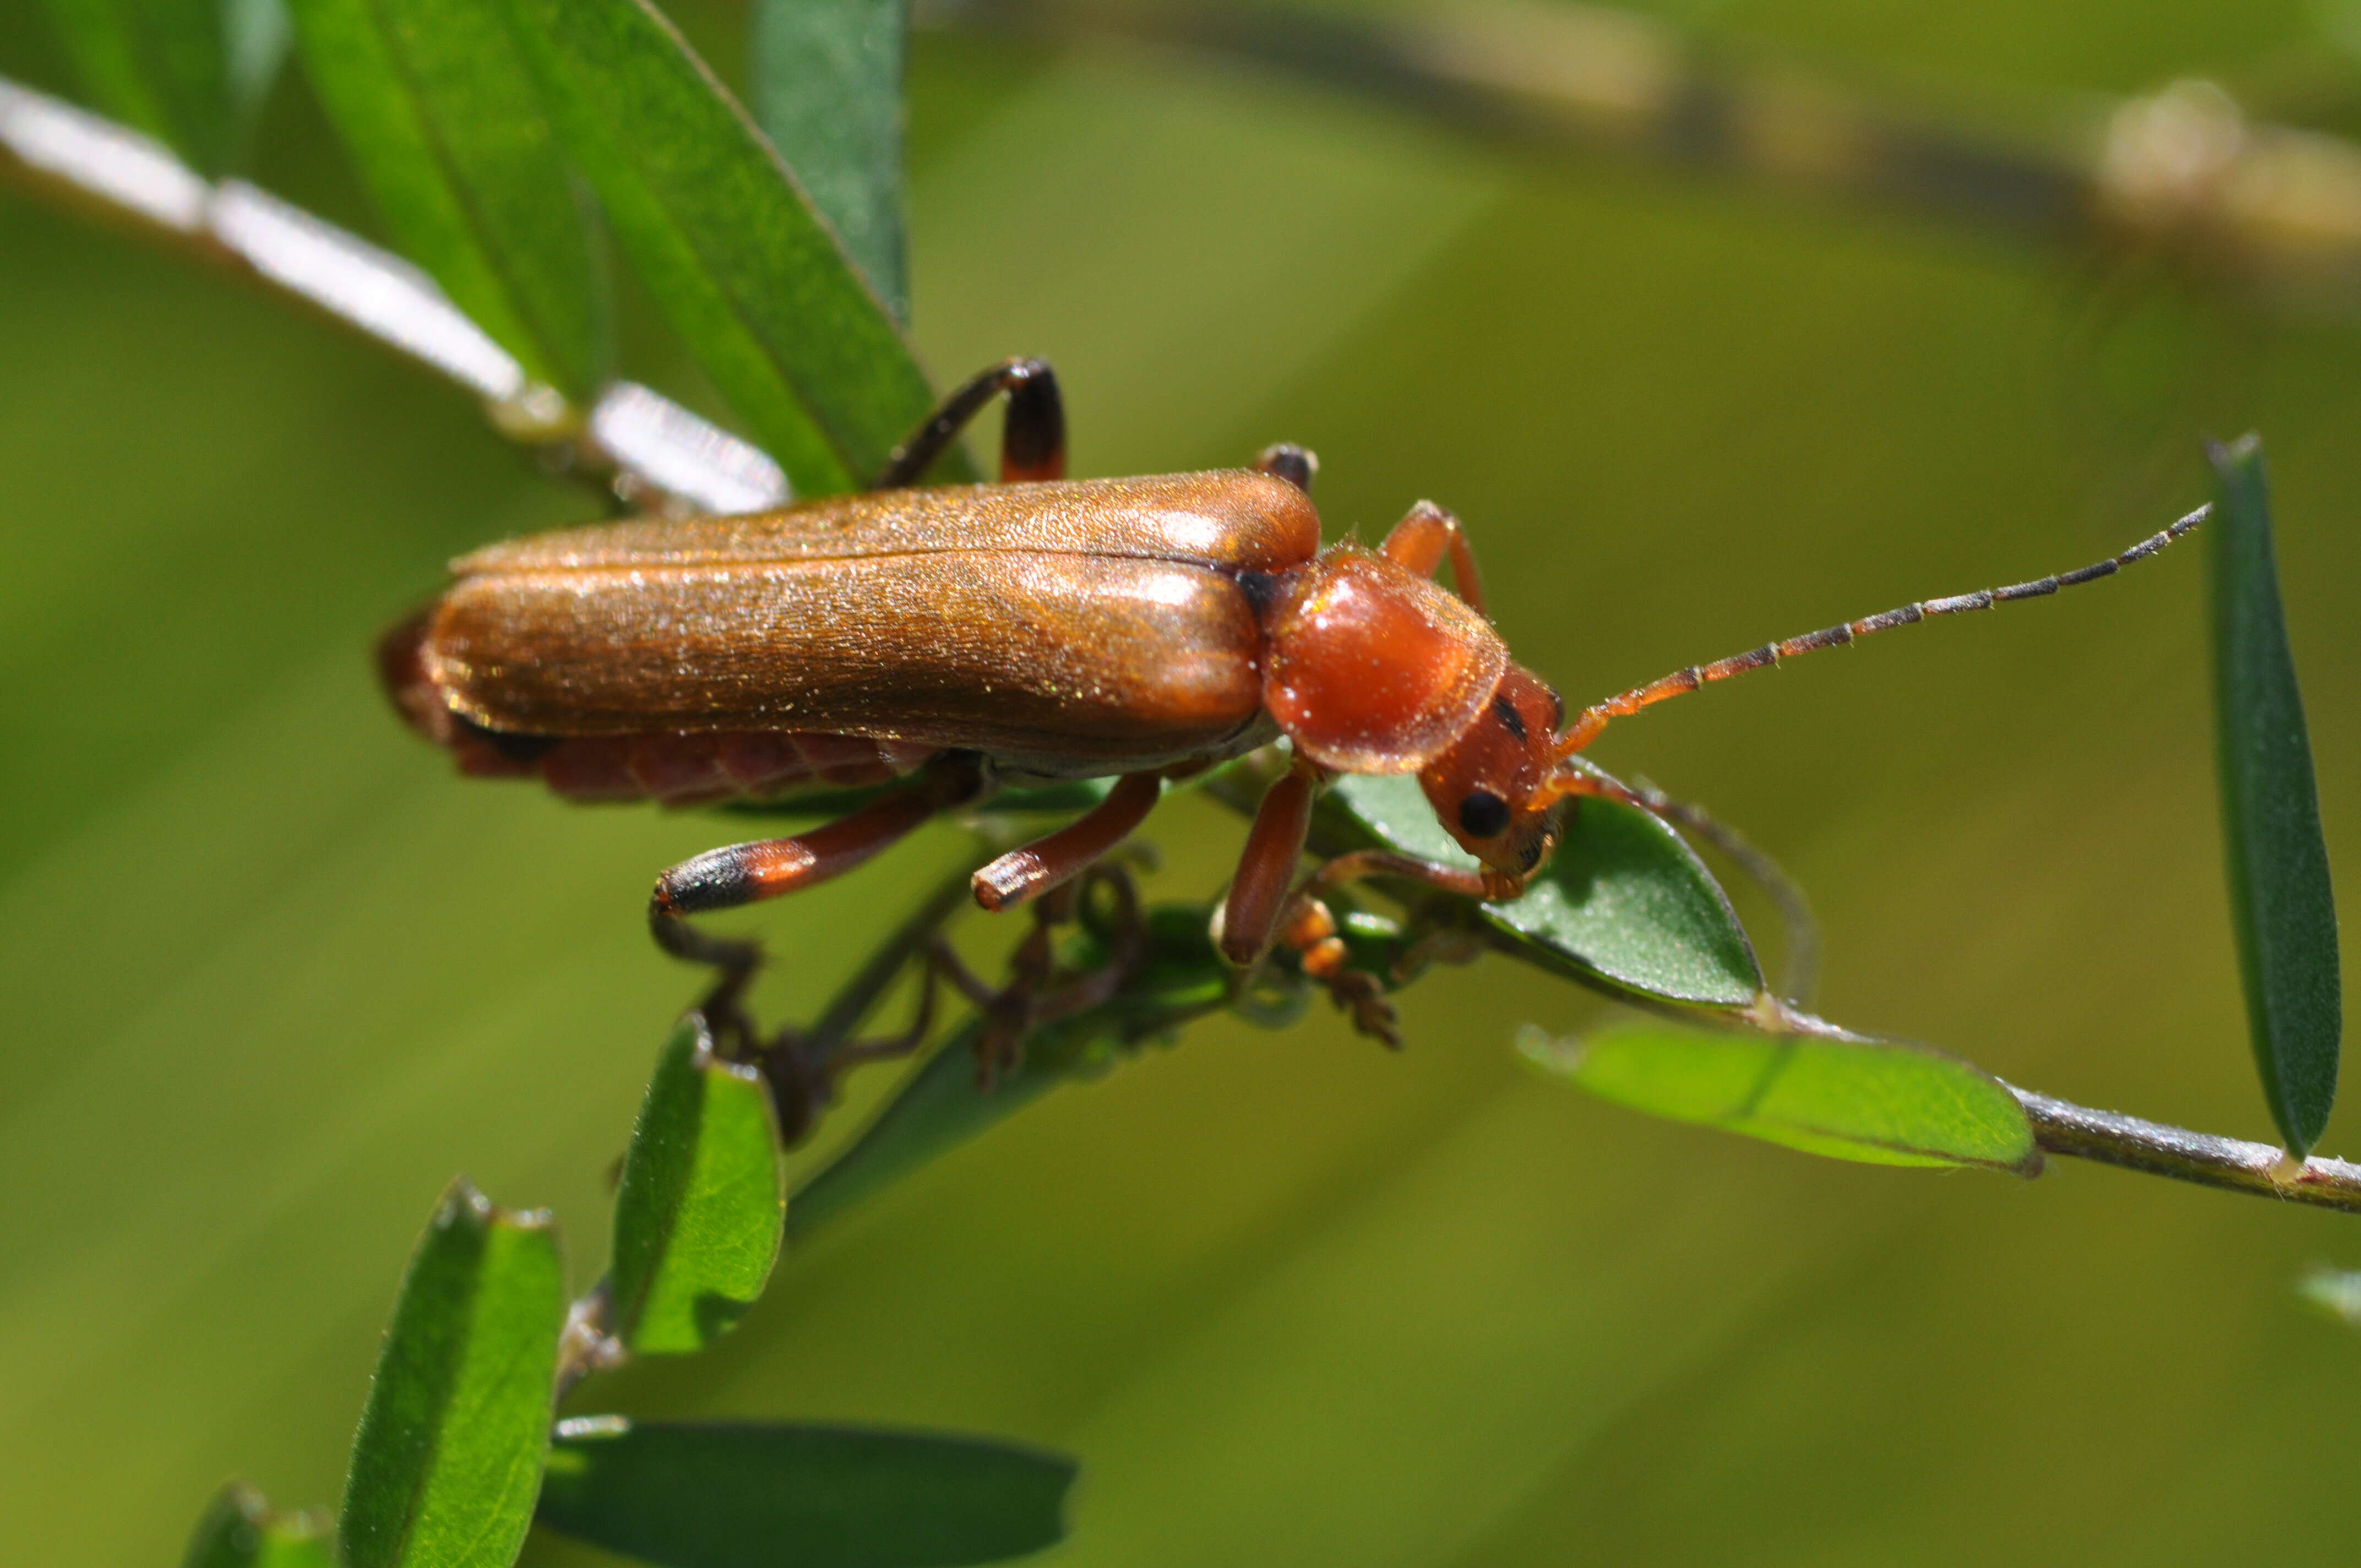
[1457,788,1511,839]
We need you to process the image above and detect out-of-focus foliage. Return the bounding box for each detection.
[284,0,610,396]
[4,0,2360,1562]
[750,0,908,320]
[536,1417,1075,1568]
[498,0,944,493]
[41,0,285,173]
[181,1484,333,1568]
[2208,435,2341,1155]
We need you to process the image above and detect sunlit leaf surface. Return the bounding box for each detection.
[1330,772,1763,1006]
[611,1014,785,1354]
[2208,435,2340,1157]
[1521,1019,2039,1172]
[538,1415,1075,1568]
[286,0,608,395]
[338,1179,564,1568]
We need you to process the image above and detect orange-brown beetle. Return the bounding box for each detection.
[384,358,2207,1038]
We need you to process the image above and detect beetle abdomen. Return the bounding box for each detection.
[531,731,935,805]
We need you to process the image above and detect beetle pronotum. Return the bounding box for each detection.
[384,357,2208,1046]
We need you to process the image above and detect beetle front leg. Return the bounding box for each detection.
[1378,500,1486,614]
[1212,759,1321,966]
[875,357,1065,488]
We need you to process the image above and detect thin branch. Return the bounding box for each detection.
[928,0,2361,316]
[0,75,783,516]
[2013,1088,2361,1213]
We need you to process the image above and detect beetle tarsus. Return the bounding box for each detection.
[1276,890,1403,1048]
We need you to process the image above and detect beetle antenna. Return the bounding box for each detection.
[1547,502,2211,762]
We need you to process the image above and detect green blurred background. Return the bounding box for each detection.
[6,1,2361,1562]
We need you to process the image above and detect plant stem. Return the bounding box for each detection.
[2012,1087,2361,1212]
[0,75,782,515]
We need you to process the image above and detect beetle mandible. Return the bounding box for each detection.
[383,358,2207,1041]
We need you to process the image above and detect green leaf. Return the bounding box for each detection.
[750,0,907,321]
[338,1178,565,1568]
[790,906,1236,1240]
[181,1484,333,1568]
[1330,772,1764,1007]
[45,0,289,174]
[1521,1019,2039,1173]
[2208,435,2341,1157]
[611,1014,785,1354]
[285,0,610,396]
[537,1416,1076,1568]
[498,0,955,494]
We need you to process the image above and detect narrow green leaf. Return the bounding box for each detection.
[2208,435,2341,1156]
[611,1014,785,1354]
[1521,1019,2039,1173]
[790,906,1234,1240]
[499,0,955,494]
[181,1484,333,1568]
[1330,772,1764,1007]
[537,1416,1075,1568]
[339,1178,565,1568]
[750,0,907,320]
[45,0,289,174]
[285,0,608,396]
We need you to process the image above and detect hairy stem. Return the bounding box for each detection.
[2015,1088,2361,1212]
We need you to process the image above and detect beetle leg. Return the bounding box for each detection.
[650,758,983,987]
[875,357,1065,488]
[972,771,1162,911]
[1378,500,1486,615]
[968,881,1075,1084]
[1263,849,1502,1046]
[1253,443,1319,493]
[1212,760,1322,966]
[1275,894,1402,1047]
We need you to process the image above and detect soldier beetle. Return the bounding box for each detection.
[383,357,2208,1048]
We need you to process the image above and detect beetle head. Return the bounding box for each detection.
[1417,665,1568,896]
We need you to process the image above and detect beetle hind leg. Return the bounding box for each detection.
[649,759,984,1033]
[875,357,1065,488]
